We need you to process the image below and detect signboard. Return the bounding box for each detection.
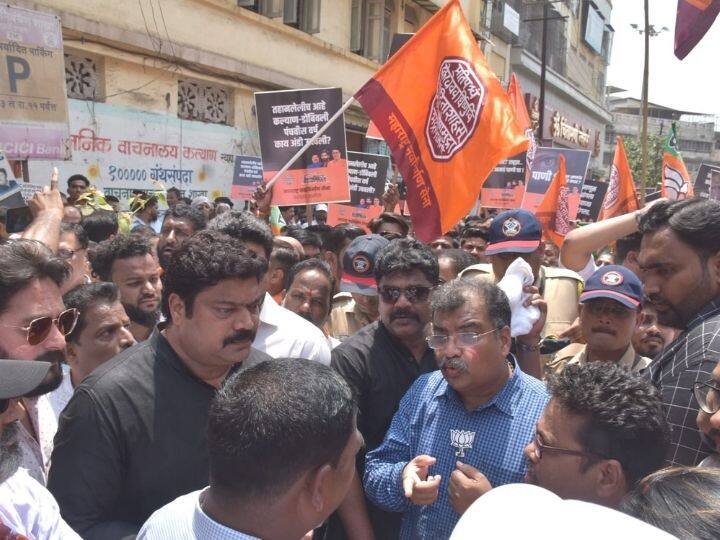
[231,156,263,200]
[0,5,69,160]
[327,151,390,229]
[255,87,350,206]
[576,178,609,222]
[481,152,527,209]
[522,147,591,216]
[27,99,249,204]
[503,4,520,36]
[694,163,720,201]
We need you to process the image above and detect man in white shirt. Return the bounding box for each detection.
[0,359,80,539]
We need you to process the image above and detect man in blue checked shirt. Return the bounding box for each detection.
[364,278,550,539]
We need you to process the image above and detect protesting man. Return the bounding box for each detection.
[459,227,489,263]
[49,231,271,538]
[363,278,549,538]
[138,360,363,539]
[66,174,89,206]
[58,223,91,294]
[632,303,678,359]
[130,194,160,233]
[156,203,206,270]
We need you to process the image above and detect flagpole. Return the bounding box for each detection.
[640,0,650,206]
[265,97,356,190]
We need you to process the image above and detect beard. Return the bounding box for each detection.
[0,347,64,397]
[0,422,21,484]
[123,302,160,329]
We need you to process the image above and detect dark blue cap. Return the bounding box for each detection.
[580,265,643,310]
[485,209,542,256]
[340,234,389,296]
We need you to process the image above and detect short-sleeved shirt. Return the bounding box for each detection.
[548,343,651,375]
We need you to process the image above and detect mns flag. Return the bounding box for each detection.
[675,0,720,59]
[662,123,694,200]
[536,155,572,248]
[353,0,528,241]
[598,136,638,220]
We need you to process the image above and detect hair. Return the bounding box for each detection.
[207,211,273,259]
[131,225,158,239]
[60,222,89,250]
[180,197,192,205]
[129,194,158,214]
[161,230,267,320]
[167,187,182,198]
[89,234,153,282]
[430,278,511,330]
[67,174,89,188]
[270,247,299,282]
[104,195,119,204]
[0,240,70,315]
[214,196,233,208]
[437,249,477,278]
[547,362,670,487]
[162,203,206,232]
[639,198,720,259]
[368,212,410,237]
[81,210,119,243]
[208,359,356,498]
[63,282,121,343]
[375,238,439,285]
[323,224,365,254]
[285,228,322,250]
[615,232,642,265]
[461,226,490,242]
[285,258,335,295]
[620,466,720,539]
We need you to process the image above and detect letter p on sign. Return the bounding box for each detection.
[6,56,30,93]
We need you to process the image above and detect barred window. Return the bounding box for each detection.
[177,79,231,125]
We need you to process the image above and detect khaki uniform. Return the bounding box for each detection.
[326,293,375,341]
[459,264,583,338]
[547,343,651,376]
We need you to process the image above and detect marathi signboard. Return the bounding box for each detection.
[327,151,390,229]
[0,5,69,160]
[694,163,720,201]
[27,99,250,204]
[577,178,610,222]
[231,156,264,200]
[255,87,350,206]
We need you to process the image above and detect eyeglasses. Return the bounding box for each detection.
[694,380,720,415]
[531,433,602,461]
[0,308,79,346]
[378,285,432,304]
[426,328,497,350]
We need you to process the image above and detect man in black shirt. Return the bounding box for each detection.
[329,238,438,539]
[48,230,271,539]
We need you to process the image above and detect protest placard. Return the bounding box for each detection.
[231,156,263,200]
[255,87,350,206]
[480,152,527,209]
[694,163,720,201]
[327,151,389,229]
[576,178,609,223]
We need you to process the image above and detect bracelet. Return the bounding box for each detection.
[516,339,541,352]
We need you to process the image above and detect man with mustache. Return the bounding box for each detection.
[89,233,163,342]
[49,231,271,539]
[632,304,678,359]
[0,240,76,485]
[156,203,206,270]
[328,238,438,539]
[363,278,549,538]
[638,198,720,466]
[0,359,80,538]
[548,266,650,374]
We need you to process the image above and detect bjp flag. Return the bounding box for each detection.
[536,155,572,248]
[662,123,694,200]
[675,0,720,59]
[598,136,638,220]
[507,72,536,183]
[353,0,528,241]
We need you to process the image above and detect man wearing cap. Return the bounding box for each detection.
[0,359,80,538]
[328,234,389,341]
[548,266,650,374]
[461,209,582,340]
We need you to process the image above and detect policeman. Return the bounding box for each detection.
[460,209,583,340]
[327,234,389,341]
[548,265,650,374]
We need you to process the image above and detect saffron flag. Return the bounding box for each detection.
[353,0,528,241]
[661,123,694,200]
[675,0,720,60]
[507,72,537,185]
[536,154,571,248]
[599,136,638,220]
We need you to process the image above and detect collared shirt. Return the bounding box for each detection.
[647,297,720,466]
[327,294,375,341]
[253,293,331,365]
[48,330,272,540]
[364,359,549,539]
[329,320,437,539]
[47,364,74,421]
[138,489,259,540]
[17,392,58,486]
[549,344,651,375]
[0,467,80,539]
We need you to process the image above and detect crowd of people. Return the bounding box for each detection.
[1,172,720,539]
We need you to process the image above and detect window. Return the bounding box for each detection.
[178,79,231,125]
[65,53,101,101]
[351,0,393,62]
[240,0,320,33]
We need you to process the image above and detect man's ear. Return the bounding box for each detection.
[168,292,186,324]
[594,459,627,504]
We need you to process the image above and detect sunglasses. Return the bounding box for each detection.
[378,285,432,304]
[0,308,79,346]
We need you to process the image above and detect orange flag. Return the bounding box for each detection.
[536,155,572,248]
[506,72,536,184]
[599,136,638,220]
[353,0,528,241]
[662,122,694,200]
